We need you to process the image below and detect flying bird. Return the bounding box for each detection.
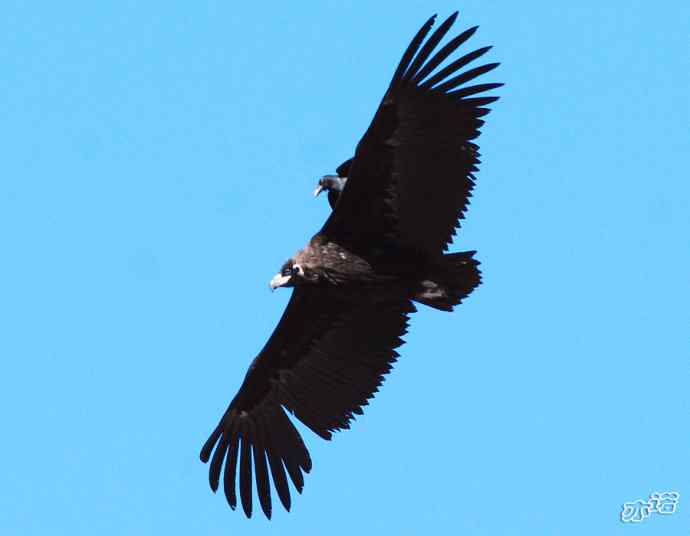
[201,11,501,518]
[313,159,350,209]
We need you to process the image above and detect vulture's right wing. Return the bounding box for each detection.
[200,286,415,518]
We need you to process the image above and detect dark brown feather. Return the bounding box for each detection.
[239,423,253,518]
[201,287,415,517]
[222,423,240,509]
[321,15,501,256]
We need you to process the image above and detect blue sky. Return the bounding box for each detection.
[2,1,689,534]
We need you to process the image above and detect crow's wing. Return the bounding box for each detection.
[200,287,415,518]
[327,160,352,209]
[335,158,353,178]
[322,12,501,255]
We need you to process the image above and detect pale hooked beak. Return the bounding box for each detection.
[313,184,325,197]
[269,273,291,291]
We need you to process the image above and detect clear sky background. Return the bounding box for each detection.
[2,1,689,535]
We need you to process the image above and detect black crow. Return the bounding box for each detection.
[314,159,350,208]
[201,12,501,518]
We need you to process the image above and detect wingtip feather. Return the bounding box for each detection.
[200,424,222,463]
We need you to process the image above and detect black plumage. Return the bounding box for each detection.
[314,174,348,209]
[201,12,501,518]
[314,156,352,208]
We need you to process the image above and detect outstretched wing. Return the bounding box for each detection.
[322,12,501,255]
[200,287,415,518]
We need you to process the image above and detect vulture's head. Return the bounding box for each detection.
[313,175,348,198]
[270,258,320,290]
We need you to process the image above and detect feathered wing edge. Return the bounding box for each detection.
[384,12,503,253]
[324,12,501,253]
[389,11,502,106]
[200,395,311,519]
[201,291,416,519]
[336,11,501,180]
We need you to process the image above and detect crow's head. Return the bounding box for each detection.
[313,175,348,198]
[269,258,320,290]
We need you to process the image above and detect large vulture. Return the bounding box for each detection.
[201,12,501,518]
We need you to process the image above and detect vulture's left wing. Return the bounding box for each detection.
[322,12,501,256]
[201,287,415,518]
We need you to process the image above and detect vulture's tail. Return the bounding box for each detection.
[414,251,481,311]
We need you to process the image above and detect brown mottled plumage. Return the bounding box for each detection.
[201,12,501,518]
